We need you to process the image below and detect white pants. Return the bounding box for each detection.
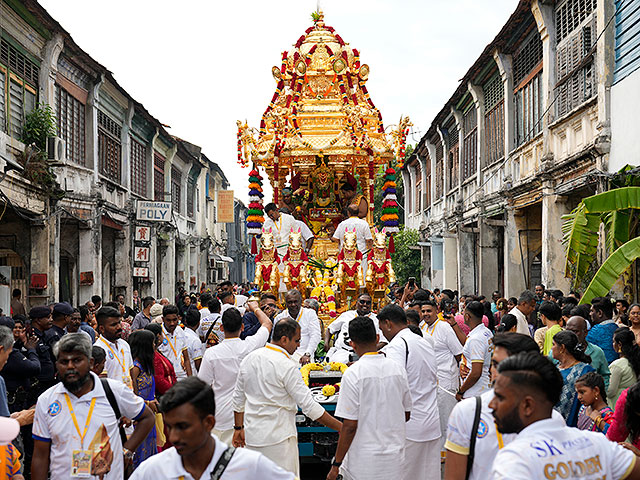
[212,428,233,445]
[247,437,299,476]
[437,386,458,459]
[403,438,441,480]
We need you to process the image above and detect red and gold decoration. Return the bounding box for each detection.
[335,229,364,309]
[253,229,280,297]
[282,228,309,297]
[366,227,396,310]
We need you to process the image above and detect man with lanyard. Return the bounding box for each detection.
[273,289,320,365]
[232,318,341,475]
[565,315,610,387]
[326,316,411,480]
[457,301,493,401]
[93,306,134,389]
[378,304,441,480]
[159,304,192,379]
[419,299,463,458]
[31,333,154,480]
[489,351,640,479]
[262,203,297,260]
[131,377,295,480]
[324,293,384,363]
[198,301,272,444]
[445,333,543,479]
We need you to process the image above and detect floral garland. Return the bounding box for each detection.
[381,166,399,234]
[300,362,348,386]
[309,284,337,319]
[247,167,265,242]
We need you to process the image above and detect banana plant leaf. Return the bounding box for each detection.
[582,187,640,213]
[562,203,600,280]
[579,237,640,305]
[603,210,631,252]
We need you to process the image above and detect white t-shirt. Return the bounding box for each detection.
[93,335,134,387]
[335,353,412,479]
[383,328,441,442]
[263,213,297,257]
[420,319,463,391]
[200,312,223,344]
[274,308,321,357]
[446,390,565,480]
[508,306,531,336]
[198,327,270,431]
[183,327,204,375]
[33,372,145,480]
[159,325,189,378]
[328,311,382,359]
[491,416,636,480]
[129,436,295,480]
[460,323,493,398]
[332,216,372,255]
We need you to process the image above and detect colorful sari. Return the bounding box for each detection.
[133,360,157,468]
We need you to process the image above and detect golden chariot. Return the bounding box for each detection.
[239,11,410,321]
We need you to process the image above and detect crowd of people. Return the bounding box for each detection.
[1,281,640,479]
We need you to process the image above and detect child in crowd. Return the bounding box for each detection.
[91,345,106,376]
[0,417,23,479]
[575,371,613,434]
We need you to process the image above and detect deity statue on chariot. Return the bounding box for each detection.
[238,10,411,324]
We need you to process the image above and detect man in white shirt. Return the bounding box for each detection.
[331,204,373,256]
[458,301,493,400]
[93,306,134,389]
[183,308,204,374]
[327,316,412,480]
[218,281,248,314]
[198,301,272,444]
[262,203,297,258]
[489,351,640,480]
[159,304,192,378]
[130,377,294,480]
[325,293,385,363]
[444,332,541,480]
[508,290,536,336]
[232,318,342,476]
[273,289,321,365]
[200,297,222,346]
[419,299,463,456]
[197,292,213,319]
[378,304,441,480]
[31,334,154,480]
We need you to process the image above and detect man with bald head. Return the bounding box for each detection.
[273,289,321,365]
[565,315,610,387]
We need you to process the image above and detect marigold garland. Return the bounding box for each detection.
[382,166,399,233]
[247,167,264,237]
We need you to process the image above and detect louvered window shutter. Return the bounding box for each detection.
[0,70,5,133]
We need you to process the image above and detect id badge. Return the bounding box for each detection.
[71,449,92,477]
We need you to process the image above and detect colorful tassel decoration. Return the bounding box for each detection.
[381,166,399,234]
[247,166,265,237]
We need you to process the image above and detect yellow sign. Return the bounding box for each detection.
[217,190,235,223]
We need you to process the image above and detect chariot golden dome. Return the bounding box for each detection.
[237,10,397,183]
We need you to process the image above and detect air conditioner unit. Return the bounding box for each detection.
[47,137,66,163]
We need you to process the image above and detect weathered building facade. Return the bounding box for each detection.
[0,0,232,310]
[405,0,616,297]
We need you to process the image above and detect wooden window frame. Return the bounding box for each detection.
[55,84,86,166]
[130,137,147,198]
[154,153,165,201]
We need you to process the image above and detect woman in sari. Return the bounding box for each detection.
[552,330,594,427]
[129,330,158,468]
